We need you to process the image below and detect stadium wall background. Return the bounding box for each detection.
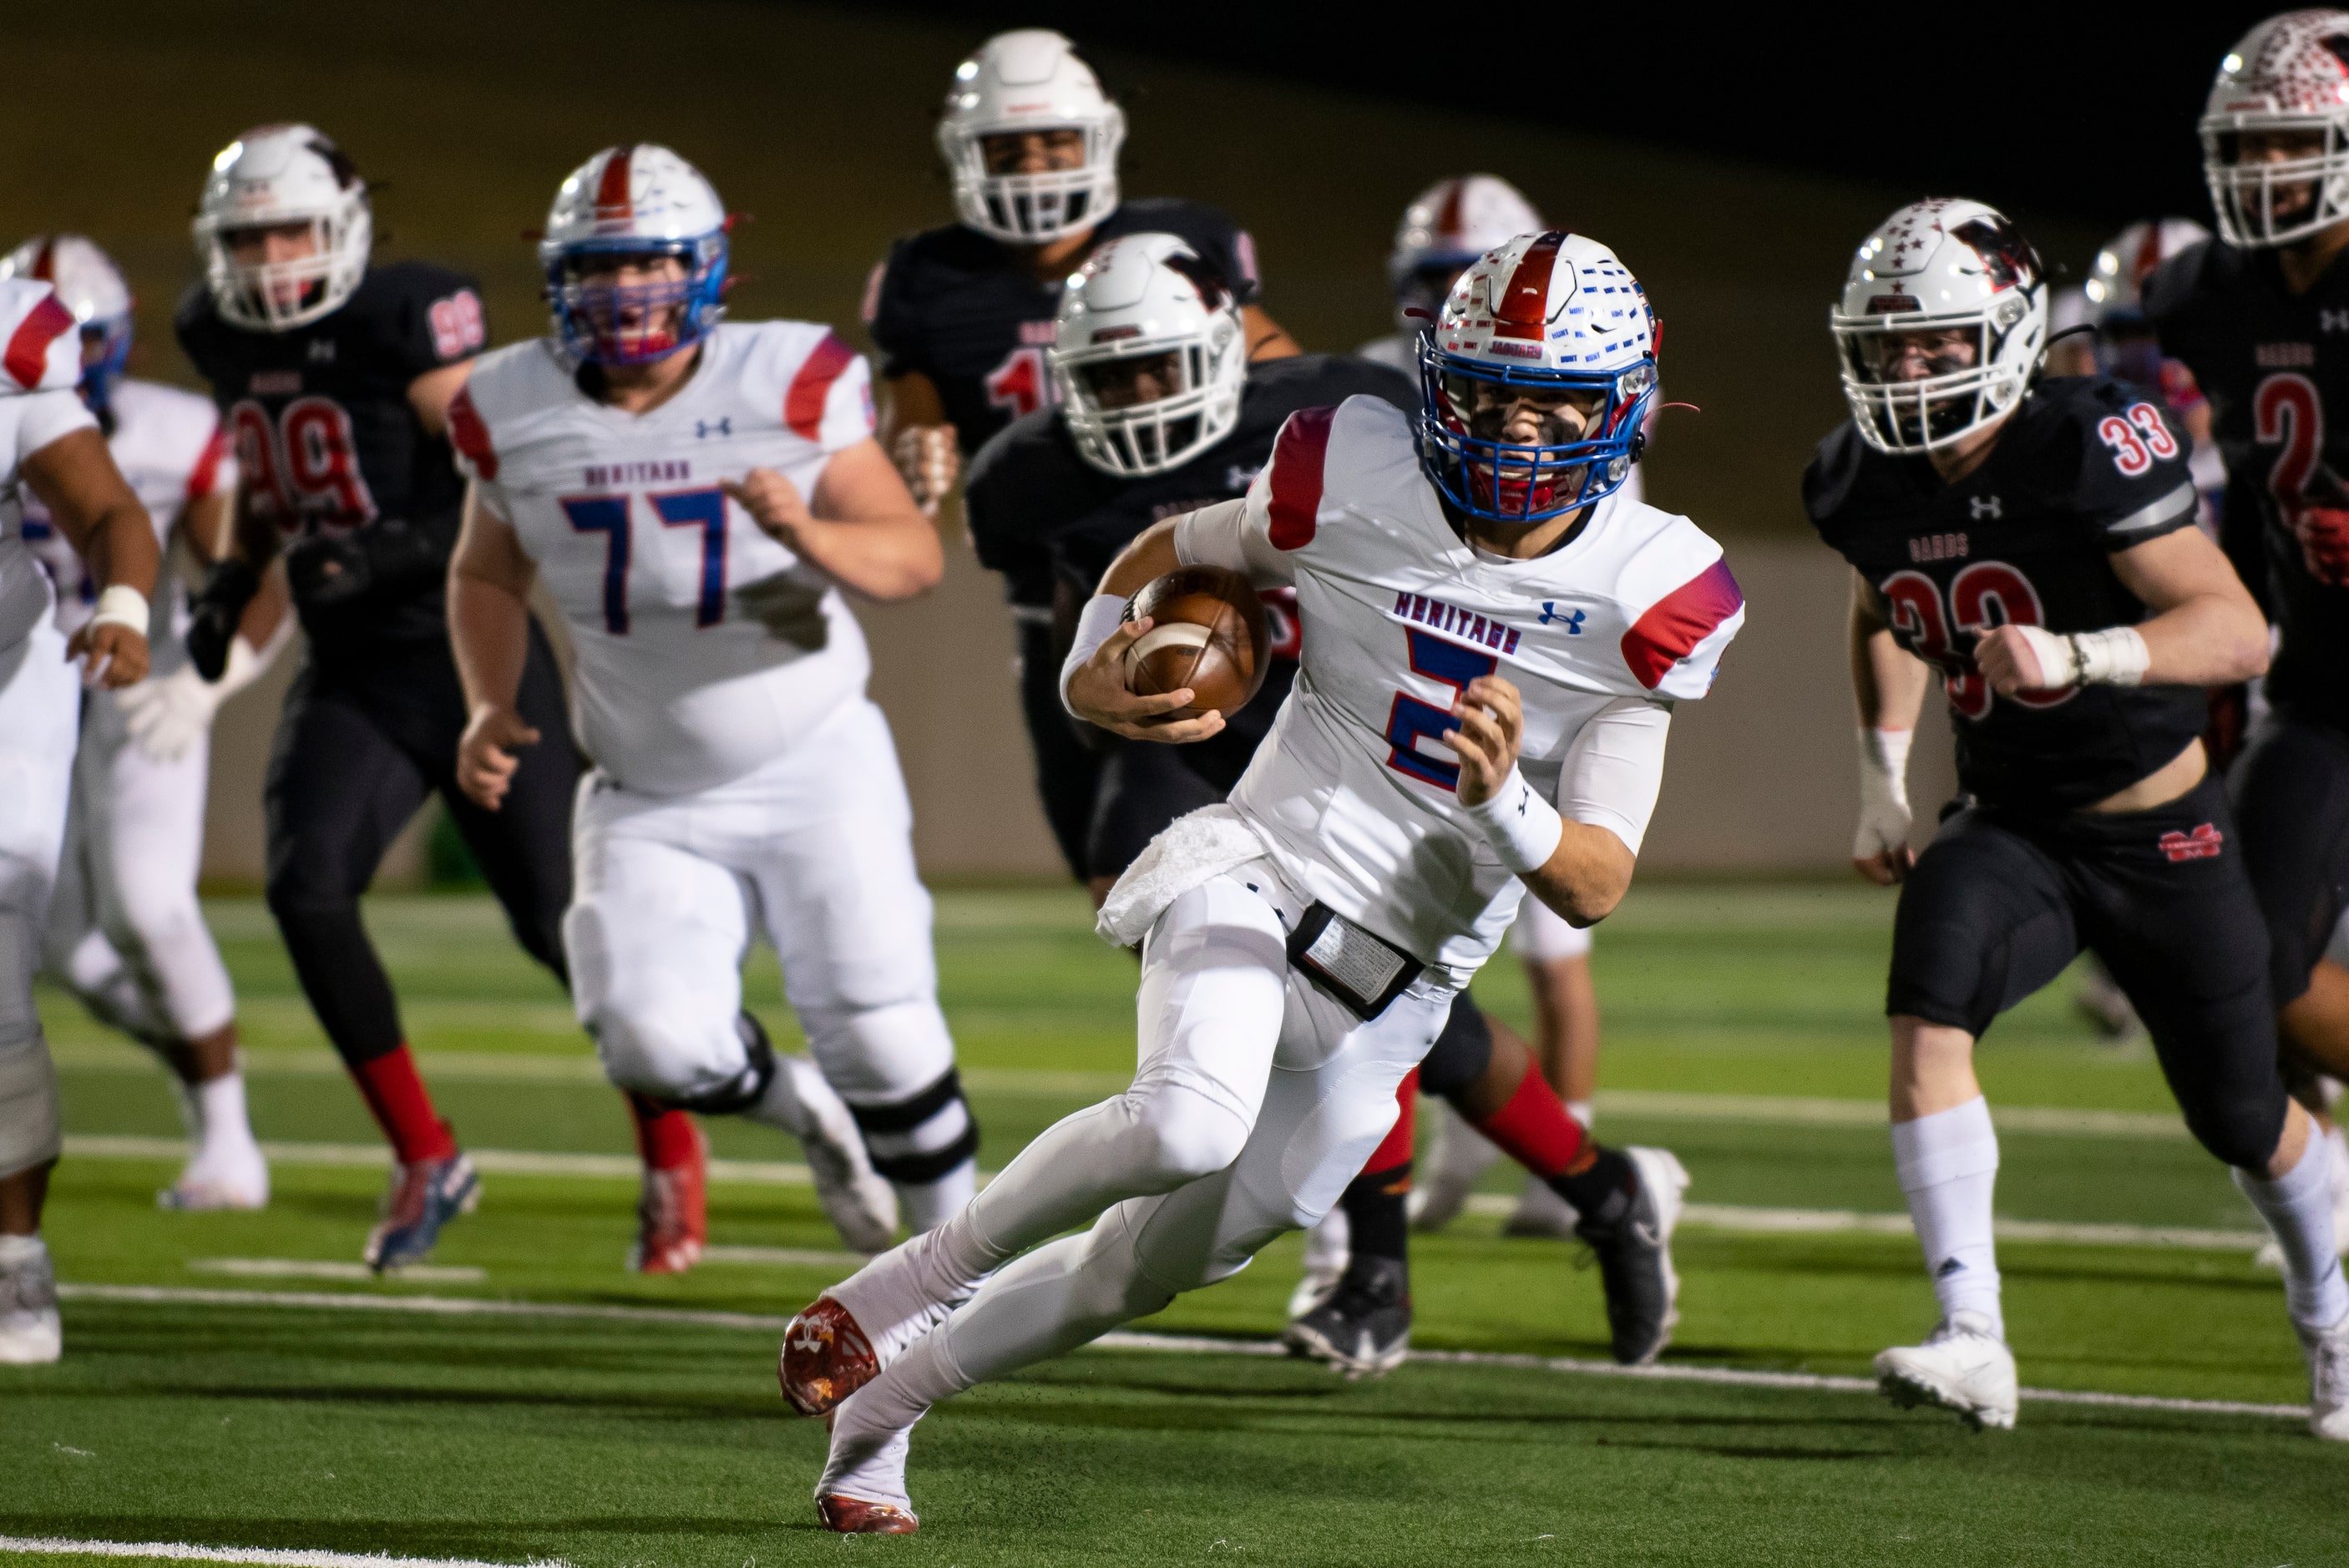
[7,1,2115,880]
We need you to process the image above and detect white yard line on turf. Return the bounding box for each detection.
[0,1535,544,1568]
[50,1046,2190,1137]
[64,1135,2264,1253]
[51,1282,2308,1425]
[186,1259,488,1284]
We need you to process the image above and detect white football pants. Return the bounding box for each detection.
[564,699,968,1183]
[43,685,235,1044]
[914,862,1450,1393]
[0,623,79,1178]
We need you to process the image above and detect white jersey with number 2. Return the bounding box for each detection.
[1183,394,1744,980]
[449,321,879,797]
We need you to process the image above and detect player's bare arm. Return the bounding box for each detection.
[24,425,158,687]
[1848,571,1931,886]
[1446,674,1637,926]
[407,359,475,438]
[447,482,541,811]
[1061,516,1224,741]
[1975,525,2267,695]
[722,440,943,601]
[1241,304,1300,362]
[880,372,959,519]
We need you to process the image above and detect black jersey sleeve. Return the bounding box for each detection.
[1799,423,1868,548]
[1123,199,1263,307]
[862,238,929,383]
[362,261,489,381]
[964,409,1095,582]
[2051,378,2200,550]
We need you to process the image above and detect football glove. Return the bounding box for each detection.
[116,636,260,762]
[184,558,261,681]
[1853,726,1914,877]
[2292,504,2349,587]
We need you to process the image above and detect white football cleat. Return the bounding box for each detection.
[1875,1311,2017,1430]
[0,1236,62,1366]
[1286,1207,1349,1320]
[159,1136,271,1212]
[2301,1313,2349,1442]
[1407,1102,1502,1232]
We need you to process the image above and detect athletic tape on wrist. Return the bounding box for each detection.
[1060,593,1130,717]
[1463,766,1565,875]
[2072,625,2149,687]
[89,584,149,635]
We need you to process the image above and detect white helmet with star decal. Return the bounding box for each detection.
[1831,198,2048,455]
[2201,10,2349,247]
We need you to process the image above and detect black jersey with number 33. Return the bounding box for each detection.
[864,197,1260,472]
[1805,377,2207,814]
[175,260,487,654]
[2149,240,2349,731]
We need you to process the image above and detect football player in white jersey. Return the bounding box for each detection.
[0,272,165,1363]
[1358,177,1621,1246]
[1,235,288,1212]
[780,230,1744,1531]
[447,144,980,1254]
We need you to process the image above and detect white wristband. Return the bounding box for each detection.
[2072,625,2149,687]
[1858,726,1912,795]
[1464,766,1566,875]
[1060,593,1129,718]
[89,584,148,635]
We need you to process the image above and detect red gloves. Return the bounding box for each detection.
[2292,504,2349,587]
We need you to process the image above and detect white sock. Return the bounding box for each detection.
[1891,1096,2003,1340]
[1566,1100,1594,1130]
[195,1073,255,1155]
[818,1387,919,1510]
[895,1159,976,1236]
[0,1232,46,1267]
[2235,1131,2349,1331]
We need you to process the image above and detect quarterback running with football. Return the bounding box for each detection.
[869,28,1298,888]
[447,144,978,1248]
[0,271,164,1363]
[964,231,1661,1378]
[174,124,703,1271]
[1810,197,2347,1438]
[2,235,283,1212]
[782,230,1743,1530]
[2149,10,2349,1276]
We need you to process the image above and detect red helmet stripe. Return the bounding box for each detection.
[29,238,54,282]
[1433,180,1466,245]
[1491,230,1565,341]
[2132,224,2164,284]
[595,145,636,220]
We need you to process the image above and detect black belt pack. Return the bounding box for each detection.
[1286,902,1424,1022]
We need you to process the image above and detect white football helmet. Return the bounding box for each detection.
[194,124,372,331]
[1831,199,2048,455]
[2201,10,2349,247]
[0,235,132,412]
[540,144,730,366]
[1418,230,1658,521]
[939,29,1126,245]
[1052,233,1245,478]
[2083,217,2210,326]
[1390,175,1543,330]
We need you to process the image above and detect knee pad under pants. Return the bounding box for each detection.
[1417,989,1494,1099]
[0,1041,61,1178]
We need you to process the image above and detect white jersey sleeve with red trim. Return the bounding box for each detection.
[0,286,100,649]
[1223,394,1744,981]
[0,279,83,395]
[20,380,229,662]
[448,321,881,797]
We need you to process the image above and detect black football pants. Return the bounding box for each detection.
[263,625,576,1067]
[2230,708,2349,1012]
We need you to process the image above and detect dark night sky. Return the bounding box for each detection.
[853,3,2277,229]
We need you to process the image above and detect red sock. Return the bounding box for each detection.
[1471,1060,1587,1178]
[628,1094,701,1171]
[1361,1069,1420,1176]
[350,1044,457,1166]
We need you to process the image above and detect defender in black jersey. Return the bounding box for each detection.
[2148,20,2349,1130]
[175,124,692,1272]
[865,28,1299,883]
[967,234,1672,1375]
[1811,196,2343,1438]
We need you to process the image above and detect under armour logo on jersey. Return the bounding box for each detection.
[1225,463,1260,492]
[2323,309,2349,334]
[306,339,335,363]
[1539,602,1587,634]
[2159,823,2224,862]
[696,417,732,439]
[1970,495,2002,520]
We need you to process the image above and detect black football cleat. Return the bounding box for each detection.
[1283,1255,1411,1380]
[1577,1146,1687,1366]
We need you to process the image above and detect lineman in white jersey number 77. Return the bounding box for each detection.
[447,143,980,1252]
[780,230,1745,1533]
[1,235,290,1214]
[0,272,164,1365]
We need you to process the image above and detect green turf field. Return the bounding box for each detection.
[9,884,2347,1567]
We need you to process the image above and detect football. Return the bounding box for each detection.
[1121,564,1270,718]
